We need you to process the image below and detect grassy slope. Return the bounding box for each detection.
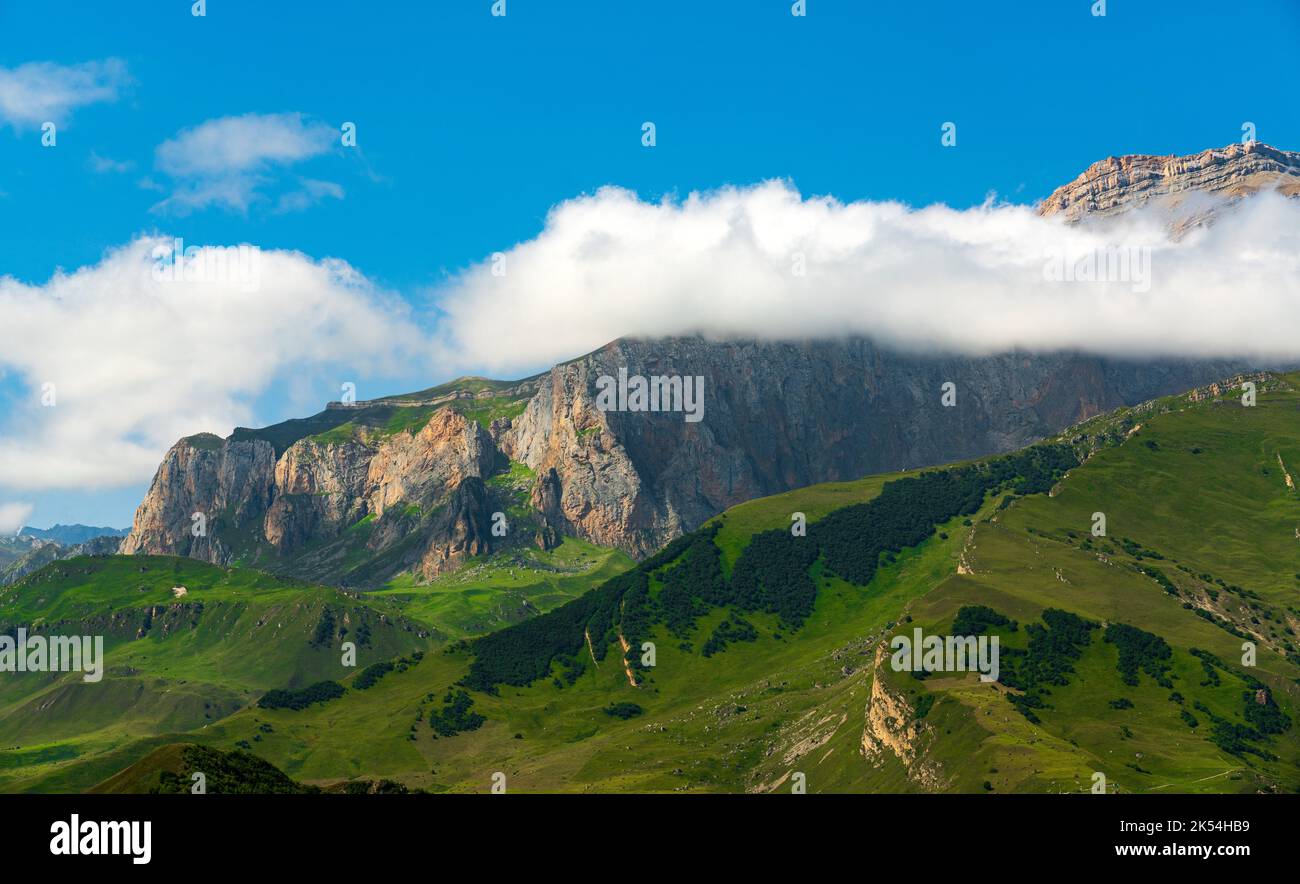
[0,555,429,790]
[0,536,631,792]
[71,476,957,792]
[372,538,634,641]
[901,376,1300,794]
[12,373,1300,794]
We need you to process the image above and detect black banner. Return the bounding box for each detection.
[4,793,1290,870]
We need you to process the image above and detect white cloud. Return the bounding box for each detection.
[0,502,34,534]
[432,181,1300,375]
[152,113,339,214]
[88,150,133,174]
[0,238,429,491]
[0,59,129,130]
[6,182,1297,495]
[274,178,345,214]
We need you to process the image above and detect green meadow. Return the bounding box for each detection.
[2,374,1298,794]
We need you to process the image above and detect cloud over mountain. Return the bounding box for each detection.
[4,178,1298,494]
[432,181,1300,376]
[0,502,33,534]
[0,238,425,491]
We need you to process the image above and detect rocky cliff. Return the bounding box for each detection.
[122,337,1243,581]
[1038,141,1300,227]
[497,337,1244,557]
[122,406,504,585]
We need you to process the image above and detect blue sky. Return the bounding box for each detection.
[1,0,1298,529]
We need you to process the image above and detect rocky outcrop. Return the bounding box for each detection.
[119,436,276,565]
[1038,141,1300,228]
[417,476,493,578]
[860,646,946,789]
[530,468,564,551]
[122,407,498,584]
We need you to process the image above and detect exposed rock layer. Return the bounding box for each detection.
[1038,141,1300,225]
[498,337,1245,557]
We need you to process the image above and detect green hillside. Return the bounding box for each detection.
[0,555,430,789]
[0,535,629,792]
[227,375,534,456]
[6,373,1300,794]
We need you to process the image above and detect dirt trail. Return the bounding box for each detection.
[584,628,599,669]
[616,631,638,687]
[1149,767,1241,790]
[614,598,638,687]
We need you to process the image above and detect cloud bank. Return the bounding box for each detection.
[432,181,1300,376]
[0,238,426,491]
[4,181,1298,494]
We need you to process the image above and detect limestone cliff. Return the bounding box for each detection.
[122,343,1245,581]
[499,337,1244,557]
[1038,141,1300,229]
[122,406,499,585]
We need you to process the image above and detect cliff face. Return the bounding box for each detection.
[1038,141,1300,226]
[120,437,276,566]
[122,339,1245,581]
[499,337,1244,557]
[122,408,499,584]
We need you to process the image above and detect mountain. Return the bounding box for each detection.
[120,343,1246,585]
[10,370,1297,793]
[18,524,130,545]
[118,144,1298,586]
[112,142,1294,587]
[1038,141,1300,228]
[0,534,124,586]
[193,369,1300,794]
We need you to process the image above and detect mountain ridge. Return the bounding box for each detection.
[1038,141,1300,227]
[120,342,1248,584]
[118,142,1295,585]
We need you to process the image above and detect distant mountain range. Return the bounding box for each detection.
[17,524,130,544]
[0,526,128,585]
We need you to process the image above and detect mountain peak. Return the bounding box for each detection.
[1038,141,1300,224]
